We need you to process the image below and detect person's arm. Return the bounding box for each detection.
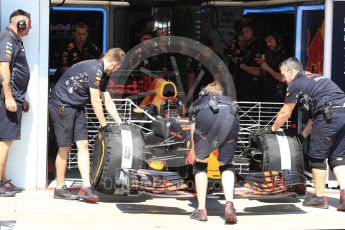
[301,119,313,138]
[90,88,107,127]
[240,63,261,77]
[271,103,296,132]
[101,91,122,124]
[260,62,284,82]
[0,62,17,112]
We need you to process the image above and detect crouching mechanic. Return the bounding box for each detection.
[257,57,345,211]
[189,81,239,223]
[49,48,124,203]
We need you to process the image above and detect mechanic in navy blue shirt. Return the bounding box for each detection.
[258,57,345,211]
[256,33,288,102]
[237,24,265,101]
[60,23,102,75]
[189,81,239,223]
[0,9,32,197]
[49,48,125,202]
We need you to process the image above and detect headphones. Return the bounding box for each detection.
[9,9,30,33]
[17,17,26,32]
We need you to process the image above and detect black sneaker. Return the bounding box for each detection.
[54,185,79,200]
[190,209,207,221]
[302,194,329,209]
[0,182,16,197]
[3,179,24,193]
[78,187,99,203]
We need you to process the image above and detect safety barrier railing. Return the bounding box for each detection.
[67,100,290,170]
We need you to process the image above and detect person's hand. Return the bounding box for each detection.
[100,123,111,132]
[100,123,121,132]
[255,57,264,65]
[5,97,17,112]
[297,133,306,144]
[255,126,274,137]
[23,100,30,112]
[260,61,270,71]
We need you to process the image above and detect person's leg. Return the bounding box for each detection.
[326,110,345,210]
[74,108,99,203]
[0,140,16,197]
[217,117,238,203]
[312,168,327,196]
[194,159,208,210]
[333,165,345,211]
[330,164,345,211]
[54,144,79,200]
[218,117,238,224]
[76,140,91,188]
[302,157,329,208]
[0,104,22,185]
[49,104,79,200]
[219,164,235,202]
[333,165,345,190]
[0,141,12,182]
[190,158,208,221]
[55,145,71,188]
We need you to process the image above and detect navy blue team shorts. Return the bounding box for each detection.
[49,102,88,147]
[309,108,345,160]
[0,100,23,141]
[193,107,239,164]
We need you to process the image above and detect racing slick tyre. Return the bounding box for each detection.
[251,131,304,174]
[91,124,145,194]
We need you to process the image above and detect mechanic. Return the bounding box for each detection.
[237,23,265,101]
[256,57,345,211]
[59,22,102,75]
[49,48,124,203]
[0,9,32,197]
[129,30,161,72]
[256,33,288,102]
[189,81,239,223]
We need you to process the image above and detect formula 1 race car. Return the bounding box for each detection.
[89,79,306,200]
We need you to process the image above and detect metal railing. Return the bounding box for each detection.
[67,100,289,170]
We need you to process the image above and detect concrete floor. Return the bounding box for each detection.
[0,188,345,230]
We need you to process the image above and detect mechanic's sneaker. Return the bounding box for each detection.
[78,187,99,203]
[225,201,237,224]
[190,209,207,221]
[0,182,16,197]
[3,180,24,193]
[302,194,329,209]
[337,189,345,211]
[54,185,79,200]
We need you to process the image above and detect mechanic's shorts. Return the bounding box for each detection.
[193,106,239,164]
[49,102,88,147]
[309,108,345,160]
[0,100,23,141]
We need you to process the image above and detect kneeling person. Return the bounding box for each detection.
[49,48,124,202]
[189,81,239,223]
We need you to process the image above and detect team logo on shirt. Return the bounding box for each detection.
[95,70,103,86]
[65,72,88,93]
[5,42,13,60]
